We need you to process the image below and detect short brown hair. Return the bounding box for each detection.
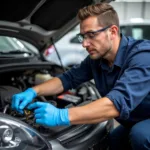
[77,3,119,28]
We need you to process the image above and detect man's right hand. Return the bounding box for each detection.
[11,88,37,113]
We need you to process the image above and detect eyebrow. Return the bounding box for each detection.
[80,30,97,36]
[81,29,98,35]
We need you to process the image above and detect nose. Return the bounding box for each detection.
[82,39,90,48]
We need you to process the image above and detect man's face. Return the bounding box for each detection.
[80,16,112,60]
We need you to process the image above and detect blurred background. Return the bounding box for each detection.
[112,0,150,40]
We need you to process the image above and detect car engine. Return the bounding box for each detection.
[0,64,101,141]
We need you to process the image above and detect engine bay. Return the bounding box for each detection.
[0,64,101,141]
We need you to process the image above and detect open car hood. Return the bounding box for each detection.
[0,0,113,51]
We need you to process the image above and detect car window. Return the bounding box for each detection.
[0,36,39,54]
[70,36,80,44]
[120,25,150,40]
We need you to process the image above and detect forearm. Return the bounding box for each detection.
[33,77,64,96]
[69,97,119,124]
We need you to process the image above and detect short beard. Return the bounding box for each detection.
[101,47,112,59]
[89,46,112,60]
[90,34,112,60]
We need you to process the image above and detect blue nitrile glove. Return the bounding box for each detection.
[27,102,70,126]
[11,88,37,113]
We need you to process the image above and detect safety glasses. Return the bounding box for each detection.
[77,25,112,43]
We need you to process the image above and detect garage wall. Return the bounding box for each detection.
[110,2,150,21]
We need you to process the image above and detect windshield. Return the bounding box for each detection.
[0,36,39,56]
[121,25,150,40]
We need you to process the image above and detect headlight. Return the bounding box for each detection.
[0,113,51,150]
[0,125,13,143]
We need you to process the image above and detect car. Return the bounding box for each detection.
[44,25,88,67]
[0,0,114,150]
[120,18,150,40]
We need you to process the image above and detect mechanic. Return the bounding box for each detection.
[11,3,150,150]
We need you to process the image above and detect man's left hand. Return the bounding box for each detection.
[27,102,70,126]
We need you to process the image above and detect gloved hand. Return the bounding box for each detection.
[27,102,70,126]
[11,88,37,113]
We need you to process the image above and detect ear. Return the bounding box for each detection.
[110,25,119,40]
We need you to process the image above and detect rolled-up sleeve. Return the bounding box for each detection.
[57,56,93,91]
[106,50,150,120]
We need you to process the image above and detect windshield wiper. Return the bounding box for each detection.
[0,50,32,55]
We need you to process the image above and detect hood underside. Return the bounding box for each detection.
[0,0,112,49]
[1,0,93,30]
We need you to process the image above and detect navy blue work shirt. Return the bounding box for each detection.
[58,34,150,127]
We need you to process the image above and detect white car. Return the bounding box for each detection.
[44,25,88,67]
